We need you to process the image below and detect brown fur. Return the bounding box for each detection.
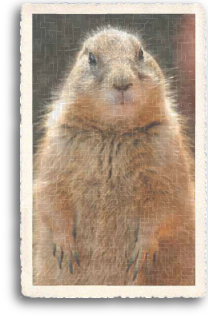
[33,28,195,285]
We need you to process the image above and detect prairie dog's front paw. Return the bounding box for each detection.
[52,230,80,273]
[127,234,159,281]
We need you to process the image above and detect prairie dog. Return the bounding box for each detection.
[33,28,195,285]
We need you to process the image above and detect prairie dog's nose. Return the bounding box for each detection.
[113,83,133,91]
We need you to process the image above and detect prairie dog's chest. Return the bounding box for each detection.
[60,127,165,255]
[70,132,141,253]
[66,130,146,202]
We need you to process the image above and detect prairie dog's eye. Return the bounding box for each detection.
[89,52,96,65]
[138,48,144,61]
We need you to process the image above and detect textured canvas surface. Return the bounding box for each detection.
[21,3,206,298]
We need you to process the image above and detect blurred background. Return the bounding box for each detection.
[33,14,195,154]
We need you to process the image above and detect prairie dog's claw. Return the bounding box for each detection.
[126,257,134,272]
[73,252,80,266]
[57,247,64,270]
[68,255,74,274]
[127,237,159,282]
[52,243,56,257]
[132,267,138,281]
[53,243,80,273]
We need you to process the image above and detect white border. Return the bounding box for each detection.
[21,3,206,298]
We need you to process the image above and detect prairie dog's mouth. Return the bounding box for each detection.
[101,89,138,117]
[104,90,135,107]
[119,91,128,105]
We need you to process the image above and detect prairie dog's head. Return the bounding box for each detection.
[62,28,167,129]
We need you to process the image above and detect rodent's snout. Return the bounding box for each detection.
[103,69,136,109]
[113,82,133,92]
[110,68,134,93]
